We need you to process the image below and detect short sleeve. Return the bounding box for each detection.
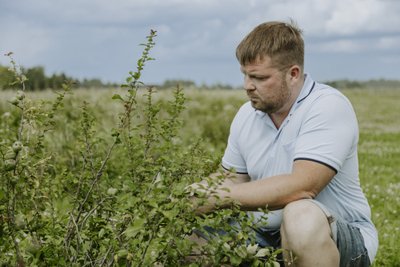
[221,105,249,174]
[294,93,358,172]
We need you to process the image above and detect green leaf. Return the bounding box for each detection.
[235,245,248,259]
[133,72,140,80]
[124,218,146,238]
[117,249,129,257]
[98,228,105,238]
[162,209,178,221]
[126,76,133,83]
[107,187,118,195]
[112,94,124,101]
[246,243,258,255]
[255,248,270,258]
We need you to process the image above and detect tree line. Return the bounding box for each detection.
[1,64,399,91]
[0,64,118,91]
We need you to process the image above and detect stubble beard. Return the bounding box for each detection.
[252,79,291,114]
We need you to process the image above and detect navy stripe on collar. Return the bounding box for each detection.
[297,81,316,104]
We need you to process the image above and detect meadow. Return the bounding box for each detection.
[347,88,400,266]
[0,84,399,266]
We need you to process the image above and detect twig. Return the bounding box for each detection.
[80,197,112,228]
[7,183,24,266]
[99,246,113,267]
[65,141,117,245]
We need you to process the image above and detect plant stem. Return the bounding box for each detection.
[7,181,24,266]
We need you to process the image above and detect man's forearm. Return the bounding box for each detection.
[191,160,335,214]
[220,160,336,211]
[224,174,307,211]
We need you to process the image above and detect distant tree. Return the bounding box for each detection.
[325,80,364,89]
[46,72,77,90]
[81,78,107,88]
[24,66,47,90]
[48,73,59,89]
[209,83,234,90]
[0,64,16,90]
[162,79,196,88]
[0,63,113,90]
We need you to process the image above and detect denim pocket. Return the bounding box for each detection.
[348,250,370,267]
[336,221,371,267]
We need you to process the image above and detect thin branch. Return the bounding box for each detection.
[80,197,112,228]
[99,246,113,267]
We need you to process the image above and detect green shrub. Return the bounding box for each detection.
[0,31,280,266]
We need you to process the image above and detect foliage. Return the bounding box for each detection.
[157,79,238,90]
[161,79,196,89]
[324,79,400,90]
[0,64,16,90]
[0,32,281,266]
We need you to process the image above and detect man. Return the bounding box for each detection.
[191,21,378,267]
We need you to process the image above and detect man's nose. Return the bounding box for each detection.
[244,76,255,91]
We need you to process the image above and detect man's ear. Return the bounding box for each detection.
[289,65,301,80]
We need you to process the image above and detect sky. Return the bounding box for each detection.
[0,0,399,87]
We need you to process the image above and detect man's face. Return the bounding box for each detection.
[240,56,291,114]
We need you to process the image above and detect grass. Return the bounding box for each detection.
[0,86,399,265]
[345,88,400,266]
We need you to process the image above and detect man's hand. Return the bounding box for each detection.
[186,180,233,215]
[186,169,250,215]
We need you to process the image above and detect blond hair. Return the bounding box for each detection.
[236,20,304,70]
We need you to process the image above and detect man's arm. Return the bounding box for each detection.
[209,168,250,185]
[194,160,335,213]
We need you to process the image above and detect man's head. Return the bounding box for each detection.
[236,20,304,72]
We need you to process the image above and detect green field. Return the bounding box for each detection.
[0,86,399,266]
[346,89,400,266]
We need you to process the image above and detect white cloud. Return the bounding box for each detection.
[314,39,365,53]
[376,36,400,49]
[323,0,382,35]
[253,0,400,36]
[312,34,400,53]
[378,54,400,64]
[1,0,399,84]
[0,20,51,66]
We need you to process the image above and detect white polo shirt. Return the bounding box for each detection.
[221,74,378,262]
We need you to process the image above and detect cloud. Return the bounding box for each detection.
[311,34,400,54]
[378,54,400,64]
[0,19,52,65]
[376,36,400,49]
[325,0,400,35]
[0,0,399,84]
[315,39,365,53]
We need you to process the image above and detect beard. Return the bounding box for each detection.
[250,79,291,114]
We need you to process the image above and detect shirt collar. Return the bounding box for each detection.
[295,73,315,104]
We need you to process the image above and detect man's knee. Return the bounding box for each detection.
[281,199,331,241]
[280,200,340,266]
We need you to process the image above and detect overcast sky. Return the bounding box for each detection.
[1,0,399,86]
